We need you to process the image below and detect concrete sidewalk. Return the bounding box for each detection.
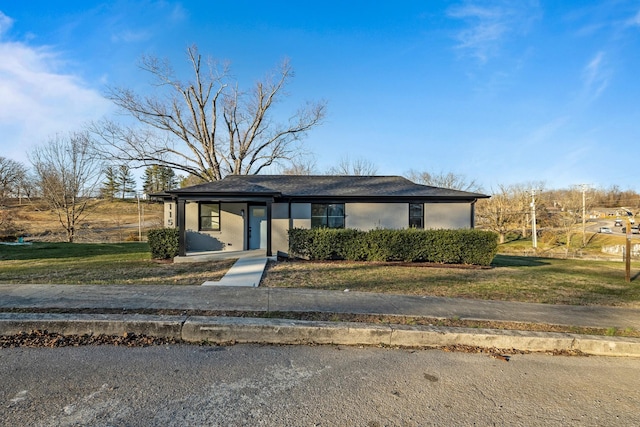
[1,284,639,356]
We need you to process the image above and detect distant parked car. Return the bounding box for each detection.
[615,219,623,227]
[599,227,613,234]
[633,226,639,234]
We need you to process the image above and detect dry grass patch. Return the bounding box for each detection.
[0,242,235,285]
[3,199,163,242]
[261,255,640,307]
[0,257,236,285]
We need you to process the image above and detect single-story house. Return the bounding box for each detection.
[156,175,489,257]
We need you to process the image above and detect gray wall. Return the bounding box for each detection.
[185,202,247,252]
[346,203,408,230]
[425,202,471,229]
[173,200,473,254]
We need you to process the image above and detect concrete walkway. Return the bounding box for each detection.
[1,284,638,330]
[201,257,268,287]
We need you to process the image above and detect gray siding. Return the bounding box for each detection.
[346,203,408,230]
[185,202,246,252]
[425,202,471,229]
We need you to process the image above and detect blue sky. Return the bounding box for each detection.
[1,1,639,191]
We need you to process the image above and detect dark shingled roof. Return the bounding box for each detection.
[167,175,488,200]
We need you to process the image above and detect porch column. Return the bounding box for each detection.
[177,198,186,256]
[266,200,272,257]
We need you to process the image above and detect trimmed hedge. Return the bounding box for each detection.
[147,228,179,259]
[289,228,498,266]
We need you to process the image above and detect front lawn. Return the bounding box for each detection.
[2,243,640,307]
[261,255,640,307]
[0,242,234,285]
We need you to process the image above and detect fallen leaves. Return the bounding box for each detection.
[0,330,182,348]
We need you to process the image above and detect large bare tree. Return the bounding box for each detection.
[93,45,326,182]
[29,132,103,243]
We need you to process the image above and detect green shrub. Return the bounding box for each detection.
[147,228,179,259]
[288,228,498,266]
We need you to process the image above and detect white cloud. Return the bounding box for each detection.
[0,38,112,163]
[447,1,541,63]
[0,11,13,37]
[629,9,640,26]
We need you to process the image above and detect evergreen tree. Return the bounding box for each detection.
[116,164,136,199]
[143,165,176,194]
[101,166,118,199]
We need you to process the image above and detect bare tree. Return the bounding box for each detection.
[546,186,592,252]
[406,170,482,192]
[327,156,378,175]
[0,156,27,205]
[476,182,547,243]
[92,45,326,182]
[29,132,103,243]
[280,157,317,175]
[475,184,523,243]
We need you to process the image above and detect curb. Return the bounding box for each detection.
[2,313,640,357]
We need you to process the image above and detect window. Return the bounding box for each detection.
[311,203,345,228]
[199,203,220,231]
[409,203,424,229]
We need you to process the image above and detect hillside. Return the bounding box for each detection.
[1,199,163,243]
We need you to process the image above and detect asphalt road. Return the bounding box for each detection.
[590,218,640,237]
[1,344,639,426]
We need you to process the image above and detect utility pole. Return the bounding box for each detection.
[580,184,589,246]
[626,217,631,283]
[531,189,537,249]
[137,193,142,242]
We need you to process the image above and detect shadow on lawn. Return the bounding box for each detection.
[491,254,551,267]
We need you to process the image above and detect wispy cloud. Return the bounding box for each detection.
[582,51,610,100]
[170,3,188,23]
[628,9,640,27]
[0,14,111,162]
[111,29,151,43]
[447,1,541,63]
[0,11,13,37]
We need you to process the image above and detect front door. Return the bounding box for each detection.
[248,205,267,249]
